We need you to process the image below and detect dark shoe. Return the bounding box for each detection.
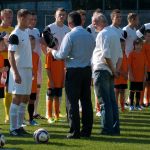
[66,133,80,139]
[112,131,120,136]
[33,114,46,119]
[112,129,120,136]
[18,127,30,135]
[80,132,91,138]
[10,129,23,136]
[100,130,113,136]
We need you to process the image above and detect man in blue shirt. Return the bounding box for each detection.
[50,11,95,139]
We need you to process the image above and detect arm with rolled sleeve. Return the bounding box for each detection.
[52,34,72,60]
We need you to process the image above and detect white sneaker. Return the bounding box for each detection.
[129,106,134,111]
[47,118,55,124]
[96,111,101,117]
[135,106,142,111]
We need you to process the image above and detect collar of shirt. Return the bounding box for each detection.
[71,26,83,32]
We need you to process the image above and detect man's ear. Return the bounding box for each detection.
[68,21,73,29]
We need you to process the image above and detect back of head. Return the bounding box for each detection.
[68,11,81,27]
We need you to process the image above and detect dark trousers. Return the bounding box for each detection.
[65,66,93,137]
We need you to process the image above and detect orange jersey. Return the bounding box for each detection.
[0,26,14,59]
[0,54,4,87]
[115,53,128,85]
[31,52,39,93]
[128,50,147,82]
[143,43,150,72]
[45,53,65,88]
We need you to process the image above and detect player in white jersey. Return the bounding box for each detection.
[123,13,139,57]
[8,9,32,136]
[45,8,70,119]
[136,23,150,38]
[110,9,127,40]
[26,12,45,119]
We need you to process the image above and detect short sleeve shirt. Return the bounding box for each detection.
[8,27,32,68]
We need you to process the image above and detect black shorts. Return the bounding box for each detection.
[47,88,62,97]
[146,72,150,81]
[114,84,127,89]
[0,87,4,98]
[129,82,144,91]
[4,59,10,84]
[30,93,37,101]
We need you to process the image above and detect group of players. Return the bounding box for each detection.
[0,7,150,137]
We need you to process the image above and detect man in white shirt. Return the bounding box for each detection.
[110,9,127,40]
[44,8,70,121]
[87,12,104,117]
[8,9,32,136]
[92,14,122,136]
[123,13,139,57]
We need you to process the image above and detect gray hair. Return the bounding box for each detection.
[92,13,108,24]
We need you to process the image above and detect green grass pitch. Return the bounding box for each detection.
[0,55,150,150]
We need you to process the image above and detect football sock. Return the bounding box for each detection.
[45,95,48,118]
[3,92,12,121]
[34,87,40,115]
[17,103,26,128]
[28,103,34,121]
[54,97,59,119]
[47,99,53,118]
[9,103,19,131]
[59,97,62,112]
[135,91,140,107]
[129,91,134,106]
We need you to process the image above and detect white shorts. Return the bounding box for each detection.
[37,58,42,85]
[8,68,32,95]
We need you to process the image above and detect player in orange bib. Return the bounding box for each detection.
[128,38,147,111]
[45,39,65,124]
[28,35,39,125]
[114,39,128,112]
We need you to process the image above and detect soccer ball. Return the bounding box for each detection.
[0,133,5,147]
[33,128,50,144]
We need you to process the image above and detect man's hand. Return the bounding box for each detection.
[14,73,21,84]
